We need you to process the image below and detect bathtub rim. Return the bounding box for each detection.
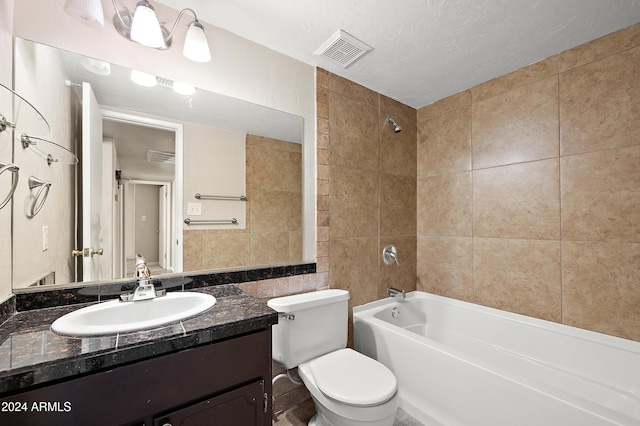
[353,291,640,353]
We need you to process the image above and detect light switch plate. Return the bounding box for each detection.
[187,202,202,215]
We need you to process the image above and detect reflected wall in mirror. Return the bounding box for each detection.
[12,37,304,291]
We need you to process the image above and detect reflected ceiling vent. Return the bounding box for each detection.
[314,29,372,68]
[147,149,175,164]
[157,77,174,89]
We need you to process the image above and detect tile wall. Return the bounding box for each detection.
[316,69,418,319]
[416,22,640,341]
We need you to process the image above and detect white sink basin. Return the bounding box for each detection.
[51,292,216,337]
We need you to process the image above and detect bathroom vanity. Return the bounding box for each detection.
[0,284,277,425]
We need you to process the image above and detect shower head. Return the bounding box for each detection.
[386,116,402,133]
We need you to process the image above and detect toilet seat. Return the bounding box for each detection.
[307,348,397,407]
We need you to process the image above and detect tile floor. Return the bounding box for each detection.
[273,398,425,425]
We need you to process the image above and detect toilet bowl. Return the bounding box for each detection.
[298,348,398,426]
[267,289,399,425]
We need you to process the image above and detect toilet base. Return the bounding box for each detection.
[306,396,397,426]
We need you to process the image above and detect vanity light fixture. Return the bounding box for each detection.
[63,0,105,28]
[112,0,212,63]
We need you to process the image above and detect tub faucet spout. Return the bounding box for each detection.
[387,287,406,299]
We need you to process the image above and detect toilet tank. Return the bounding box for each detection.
[268,289,349,369]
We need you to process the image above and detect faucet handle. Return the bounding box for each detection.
[382,244,399,265]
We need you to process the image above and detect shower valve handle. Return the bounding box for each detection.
[382,244,399,265]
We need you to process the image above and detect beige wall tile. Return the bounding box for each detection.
[328,91,379,172]
[316,92,329,119]
[380,94,416,124]
[416,236,473,302]
[559,21,640,72]
[561,145,640,243]
[317,117,329,135]
[329,237,379,307]
[201,232,251,270]
[247,141,294,192]
[380,173,416,238]
[418,106,471,179]
[562,241,640,341]
[317,195,329,215]
[378,236,416,299]
[289,192,302,231]
[417,90,471,123]
[316,67,329,88]
[182,230,202,271]
[471,56,558,102]
[380,116,417,178]
[329,165,379,239]
[328,73,378,107]
[559,46,640,156]
[474,238,561,322]
[250,190,291,232]
[251,231,290,265]
[417,172,472,237]
[472,77,559,169]
[473,159,560,240]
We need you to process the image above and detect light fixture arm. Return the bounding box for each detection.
[164,8,200,43]
[111,0,130,32]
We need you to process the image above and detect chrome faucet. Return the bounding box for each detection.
[387,287,406,299]
[120,254,165,302]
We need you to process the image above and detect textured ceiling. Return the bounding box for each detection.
[158,0,640,109]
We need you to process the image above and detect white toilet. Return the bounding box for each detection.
[268,289,398,426]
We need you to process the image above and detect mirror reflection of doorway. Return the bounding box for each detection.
[102,110,183,280]
[121,181,172,278]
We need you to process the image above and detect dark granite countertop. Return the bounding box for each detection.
[0,285,278,397]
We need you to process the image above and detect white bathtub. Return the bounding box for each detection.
[353,291,640,426]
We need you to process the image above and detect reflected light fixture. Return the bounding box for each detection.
[130,70,158,87]
[80,57,112,76]
[112,0,212,62]
[172,81,196,96]
[63,0,105,28]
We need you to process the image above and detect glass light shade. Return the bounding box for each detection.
[130,70,158,87]
[183,21,211,62]
[172,82,196,96]
[80,57,111,76]
[130,1,165,48]
[63,0,104,28]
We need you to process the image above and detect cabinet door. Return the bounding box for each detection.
[154,380,265,426]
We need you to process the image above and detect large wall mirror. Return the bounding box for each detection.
[12,37,304,291]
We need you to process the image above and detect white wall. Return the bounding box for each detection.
[12,38,77,289]
[183,124,246,230]
[134,184,160,263]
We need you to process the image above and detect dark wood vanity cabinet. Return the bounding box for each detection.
[0,329,272,426]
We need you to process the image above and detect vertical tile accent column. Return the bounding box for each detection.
[316,69,417,312]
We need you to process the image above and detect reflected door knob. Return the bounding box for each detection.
[91,248,103,256]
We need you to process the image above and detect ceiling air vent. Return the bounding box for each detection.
[314,30,372,68]
[147,149,175,164]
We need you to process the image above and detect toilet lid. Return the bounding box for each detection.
[309,348,397,406]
